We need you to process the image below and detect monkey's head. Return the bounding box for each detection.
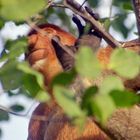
[26,24,76,86]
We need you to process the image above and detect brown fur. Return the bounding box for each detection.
[27,24,140,140]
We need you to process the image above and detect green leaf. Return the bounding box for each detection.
[0,60,24,90]
[88,0,100,7]
[0,61,49,101]
[111,14,131,38]
[10,104,24,112]
[54,85,84,118]
[73,115,86,131]
[81,86,98,115]
[0,110,9,121]
[92,94,116,125]
[51,69,76,86]
[110,90,140,107]
[75,47,101,79]
[17,62,44,89]
[35,90,50,102]
[104,18,111,31]
[0,0,46,21]
[122,3,133,11]
[83,23,92,34]
[18,62,50,101]
[0,17,5,29]
[109,48,140,78]
[0,37,28,62]
[113,0,131,7]
[99,76,124,95]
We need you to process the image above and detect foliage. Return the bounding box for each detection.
[0,0,140,138]
[0,0,45,21]
[109,48,140,78]
[75,47,101,79]
[53,47,140,126]
[0,37,49,102]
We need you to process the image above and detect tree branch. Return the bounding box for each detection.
[63,0,121,48]
[50,1,121,48]
[132,0,140,38]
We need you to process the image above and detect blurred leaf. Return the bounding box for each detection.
[113,0,132,12]
[81,86,98,115]
[35,90,50,102]
[0,37,28,62]
[73,115,86,131]
[88,0,100,7]
[113,0,131,6]
[18,62,44,88]
[75,47,101,79]
[111,14,130,38]
[10,104,24,112]
[103,18,111,31]
[52,69,76,86]
[0,0,46,21]
[57,9,76,34]
[92,94,116,125]
[134,32,139,36]
[0,60,49,101]
[84,23,92,34]
[54,85,84,118]
[122,3,133,11]
[0,60,24,90]
[18,62,49,101]
[109,48,140,78]
[110,90,140,107]
[99,76,124,95]
[0,17,5,29]
[0,110,9,121]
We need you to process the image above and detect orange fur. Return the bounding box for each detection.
[27,24,76,86]
[27,24,110,140]
[27,24,140,140]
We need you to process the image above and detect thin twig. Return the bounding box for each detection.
[26,0,54,36]
[45,0,54,9]
[52,36,75,58]
[63,0,121,48]
[0,105,70,122]
[51,3,68,8]
[0,105,27,117]
[50,0,121,48]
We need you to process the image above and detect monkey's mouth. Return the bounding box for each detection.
[26,48,49,65]
[29,46,49,53]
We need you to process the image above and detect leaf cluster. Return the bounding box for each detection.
[0,0,139,135]
[52,47,140,126]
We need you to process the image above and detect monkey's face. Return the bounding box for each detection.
[26,24,77,85]
[27,32,56,66]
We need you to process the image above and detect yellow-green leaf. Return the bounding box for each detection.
[75,47,101,79]
[0,0,46,21]
[99,76,124,95]
[109,48,140,78]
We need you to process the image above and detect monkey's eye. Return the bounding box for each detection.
[44,28,56,35]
